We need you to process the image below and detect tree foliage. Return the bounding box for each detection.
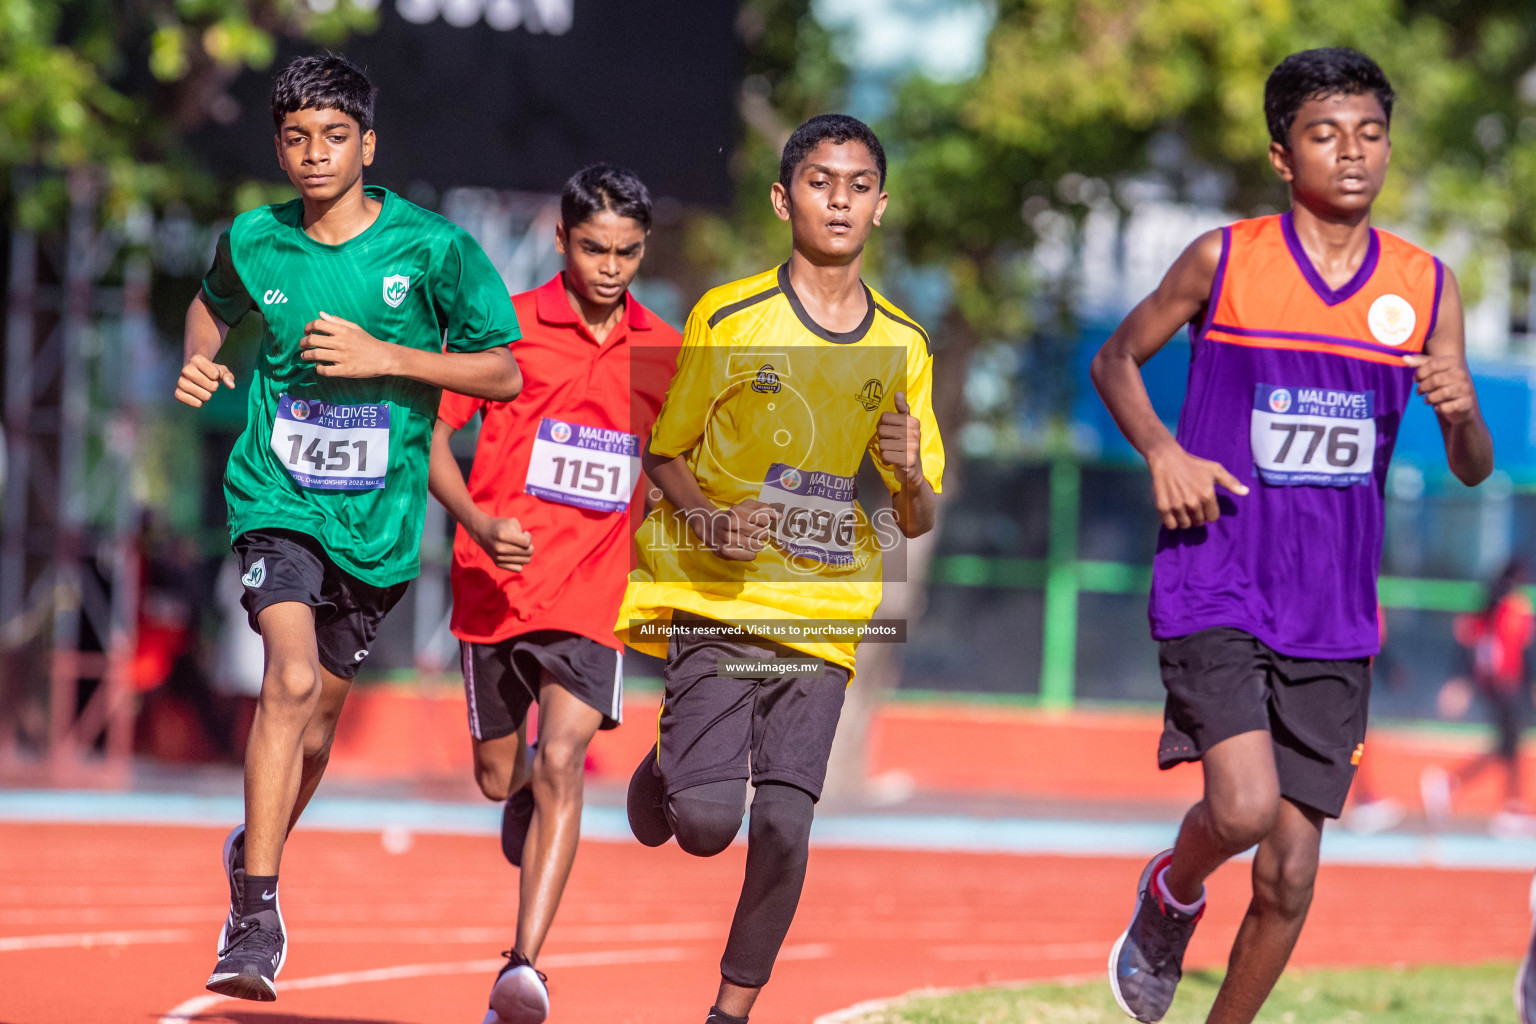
[0,0,375,222]
[885,0,1536,374]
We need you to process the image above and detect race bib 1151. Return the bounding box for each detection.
[524,417,639,513]
[270,394,390,491]
[757,462,858,565]
[1250,384,1376,487]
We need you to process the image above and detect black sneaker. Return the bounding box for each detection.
[626,744,673,847]
[486,949,549,1024]
[1108,849,1203,1022]
[216,824,245,952]
[1518,874,1536,1024]
[206,899,286,1001]
[501,787,536,867]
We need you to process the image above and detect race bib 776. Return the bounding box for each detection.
[1250,384,1375,487]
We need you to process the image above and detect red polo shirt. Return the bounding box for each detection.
[439,274,680,647]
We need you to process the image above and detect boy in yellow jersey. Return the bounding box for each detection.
[618,114,944,1024]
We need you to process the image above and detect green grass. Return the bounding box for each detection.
[850,964,1518,1024]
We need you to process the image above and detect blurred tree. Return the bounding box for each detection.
[0,0,376,222]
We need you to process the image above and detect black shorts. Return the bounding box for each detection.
[657,613,849,802]
[1158,627,1371,819]
[460,631,623,741]
[232,529,408,680]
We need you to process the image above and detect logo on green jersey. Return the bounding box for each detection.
[383,274,411,309]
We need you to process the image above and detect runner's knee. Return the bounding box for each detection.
[261,662,321,714]
[473,743,522,802]
[747,783,813,861]
[533,737,589,799]
[1253,845,1317,920]
[667,780,746,857]
[1206,787,1280,852]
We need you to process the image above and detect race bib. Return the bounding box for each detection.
[1251,384,1376,487]
[757,462,858,565]
[524,417,639,513]
[270,394,390,491]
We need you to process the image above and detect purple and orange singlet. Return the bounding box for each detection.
[1150,212,1443,659]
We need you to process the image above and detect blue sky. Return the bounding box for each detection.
[814,0,993,82]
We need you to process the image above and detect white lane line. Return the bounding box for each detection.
[778,942,835,961]
[295,920,724,945]
[0,928,195,952]
[159,945,696,1023]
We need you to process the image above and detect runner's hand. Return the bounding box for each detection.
[877,392,924,488]
[175,354,235,407]
[1403,353,1477,425]
[472,515,533,572]
[300,312,398,378]
[700,499,779,561]
[1147,444,1249,530]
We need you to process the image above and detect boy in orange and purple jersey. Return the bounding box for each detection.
[1092,48,1491,1023]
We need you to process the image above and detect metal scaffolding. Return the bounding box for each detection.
[1,169,144,784]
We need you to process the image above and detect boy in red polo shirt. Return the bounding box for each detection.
[428,165,679,1024]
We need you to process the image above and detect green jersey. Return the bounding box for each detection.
[201,186,521,586]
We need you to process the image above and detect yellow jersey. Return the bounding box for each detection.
[615,263,945,672]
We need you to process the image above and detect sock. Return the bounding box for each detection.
[242,874,279,918]
[1155,865,1205,915]
[706,1008,749,1024]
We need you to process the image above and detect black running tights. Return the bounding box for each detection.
[666,779,815,988]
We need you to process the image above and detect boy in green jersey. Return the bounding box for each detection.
[174,55,523,1001]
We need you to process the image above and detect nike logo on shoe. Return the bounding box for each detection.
[261,890,276,901]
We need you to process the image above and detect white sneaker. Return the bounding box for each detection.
[486,950,548,1024]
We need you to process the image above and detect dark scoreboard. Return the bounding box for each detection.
[199,0,741,206]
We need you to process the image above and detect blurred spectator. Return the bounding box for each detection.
[1344,606,1408,833]
[1422,559,1534,828]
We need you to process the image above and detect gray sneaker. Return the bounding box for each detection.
[1517,873,1536,1024]
[1109,849,1203,1022]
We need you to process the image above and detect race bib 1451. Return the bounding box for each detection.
[1250,384,1376,487]
[270,394,390,491]
[524,417,639,513]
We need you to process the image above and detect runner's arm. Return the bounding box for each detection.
[1403,268,1492,486]
[877,393,936,538]
[642,444,778,561]
[298,312,522,401]
[174,293,235,408]
[1090,230,1249,529]
[428,418,533,571]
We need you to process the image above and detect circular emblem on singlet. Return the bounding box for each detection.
[1269,389,1292,413]
[1367,293,1416,347]
[778,468,803,491]
[290,400,311,421]
[550,422,572,443]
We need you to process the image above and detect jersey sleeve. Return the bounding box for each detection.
[433,228,523,353]
[199,230,255,327]
[870,335,945,495]
[648,307,721,459]
[438,388,485,430]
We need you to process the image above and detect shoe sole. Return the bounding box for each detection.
[489,965,549,1024]
[206,968,277,1001]
[502,787,536,868]
[1107,849,1173,1023]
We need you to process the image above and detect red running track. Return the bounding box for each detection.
[0,823,1527,1024]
